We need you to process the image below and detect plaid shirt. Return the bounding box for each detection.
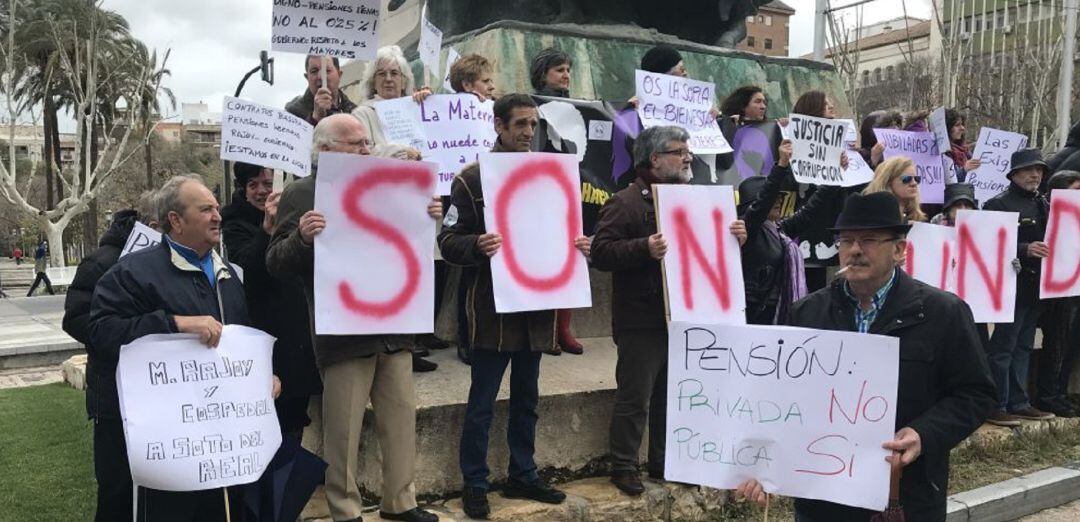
[843,268,898,333]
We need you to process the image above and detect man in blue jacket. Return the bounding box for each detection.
[89,174,277,521]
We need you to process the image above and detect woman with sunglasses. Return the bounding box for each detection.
[863,157,928,223]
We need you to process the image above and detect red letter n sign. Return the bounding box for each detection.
[954,209,1019,323]
[480,152,592,313]
[656,184,746,324]
[313,153,438,335]
[1042,189,1080,299]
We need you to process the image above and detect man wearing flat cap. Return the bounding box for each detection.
[981,148,1054,425]
[737,191,996,521]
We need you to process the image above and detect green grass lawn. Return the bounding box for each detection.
[0,383,95,521]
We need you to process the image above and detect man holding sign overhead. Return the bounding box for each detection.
[592,125,746,496]
[439,94,588,519]
[738,192,995,521]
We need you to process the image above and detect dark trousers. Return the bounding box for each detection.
[609,329,667,474]
[94,418,133,522]
[459,349,542,490]
[986,297,1043,411]
[1036,298,1080,402]
[136,487,243,522]
[275,395,311,438]
[26,271,54,296]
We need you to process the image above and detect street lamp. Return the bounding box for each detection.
[222,50,275,205]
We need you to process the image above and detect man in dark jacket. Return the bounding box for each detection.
[89,174,270,521]
[267,114,439,522]
[738,191,996,521]
[62,190,157,522]
[592,125,746,496]
[222,162,321,439]
[285,55,357,126]
[1045,120,1080,192]
[26,239,55,296]
[439,94,583,519]
[982,148,1054,425]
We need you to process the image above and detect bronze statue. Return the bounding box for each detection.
[425,0,775,48]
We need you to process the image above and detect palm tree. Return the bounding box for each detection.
[134,47,176,189]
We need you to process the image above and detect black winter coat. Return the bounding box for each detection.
[1046,120,1080,192]
[62,209,137,420]
[982,183,1049,302]
[222,196,321,398]
[88,240,250,367]
[788,270,996,521]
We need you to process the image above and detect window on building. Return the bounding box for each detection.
[764,38,773,50]
[963,17,971,33]
[974,18,981,32]
[886,65,894,81]
[757,15,765,23]
[747,15,754,23]
[874,67,882,83]
[997,11,1005,28]
[862,70,870,86]
[943,22,950,38]
[765,15,773,26]
[747,36,756,47]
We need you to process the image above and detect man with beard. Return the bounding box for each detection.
[591,126,746,495]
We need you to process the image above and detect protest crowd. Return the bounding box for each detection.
[59,25,1080,522]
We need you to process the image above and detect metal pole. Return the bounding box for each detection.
[814,0,829,60]
[1058,0,1078,149]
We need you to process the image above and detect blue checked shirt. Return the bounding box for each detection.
[843,268,898,333]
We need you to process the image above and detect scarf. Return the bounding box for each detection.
[765,221,807,324]
[949,141,971,168]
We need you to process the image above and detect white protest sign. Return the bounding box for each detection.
[902,221,958,292]
[313,153,437,335]
[480,152,591,313]
[116,325,281,491]
[374,96,427,150]
[929,107,950,155]
[955,210,1019,323]
[844,144,875,183]
[655,185,746,324]
[418,6,443,79]
[787,114,852,186]
[635,70,732,154]
[873,129,947,204]
[837,118,858,144]
[271,0,379,60]
[120,221,162,259]
[418,94,497,195]
[442,47,461,92]
[666,322,899,511]
[967,127,1028,207]
[221,97,314,178]
[1041,190,1080,299]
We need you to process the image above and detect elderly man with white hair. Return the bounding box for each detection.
[266,114,441,522]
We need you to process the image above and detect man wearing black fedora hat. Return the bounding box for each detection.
[982,147,1055,424]
[737,191,995,521]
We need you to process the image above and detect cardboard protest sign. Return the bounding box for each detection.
[666,322,899,511]
[120,221,162,259]
[480,152,591,313]
[313,153,438,334]
[903,222,957,292]
[787,114,856,186]
[116,325,281,491]
[374,96,427,150]
[655,185,746,324]
[955,210,1019,323]
[271,0,379,60]
[221,97,314,178]
[967,128,1028,207]
[442,47,461,92]
[873,129,947,204]
[1041,189,1080,299]
[635,70,732,154]
[418,6,443,79]
[844,144,874,184]
[929,107,950,155]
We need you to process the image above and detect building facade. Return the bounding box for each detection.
[737,1,796,57]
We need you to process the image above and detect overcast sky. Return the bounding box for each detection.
[82,0,932,131]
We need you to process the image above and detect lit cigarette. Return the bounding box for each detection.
[836,266,851,277]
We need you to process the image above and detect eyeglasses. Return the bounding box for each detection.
[836,236,900,250]
[333,138,373,150]
[375,70,402,79]
[657,148,693,158]
[901,175,922,185]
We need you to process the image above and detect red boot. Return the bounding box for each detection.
[557,309,583,354]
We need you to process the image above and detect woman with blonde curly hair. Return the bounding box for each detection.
[863,156,928,222]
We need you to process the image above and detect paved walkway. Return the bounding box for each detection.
[0,294,78,358]
[1022,498,1080,520]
